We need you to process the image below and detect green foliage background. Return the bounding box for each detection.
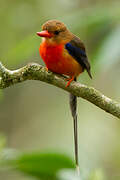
[0,0,120,179]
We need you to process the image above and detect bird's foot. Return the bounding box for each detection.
[45,67,48,72]
[65,76,75,87]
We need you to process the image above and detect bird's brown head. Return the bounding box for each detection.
[37,20,73,44]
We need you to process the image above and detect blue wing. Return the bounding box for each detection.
[65,36,92,78]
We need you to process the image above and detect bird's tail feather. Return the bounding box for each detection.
[69,77,79,170]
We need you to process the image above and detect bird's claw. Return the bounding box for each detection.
[45,67,48,72]
[65,76,75,87]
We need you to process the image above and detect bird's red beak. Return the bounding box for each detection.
[36,30,52,38]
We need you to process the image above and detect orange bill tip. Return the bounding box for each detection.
[36,30,52,38]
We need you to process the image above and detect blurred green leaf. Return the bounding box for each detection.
[6,152,75,180]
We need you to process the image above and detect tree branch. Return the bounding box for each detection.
[0,62,120,119]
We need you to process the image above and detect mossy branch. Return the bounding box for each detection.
[0,62,120,119]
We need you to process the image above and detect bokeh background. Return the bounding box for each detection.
[0,0,120,179]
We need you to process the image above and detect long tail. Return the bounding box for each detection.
[69,77,79,171]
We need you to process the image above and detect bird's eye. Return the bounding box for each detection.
[54,31,60,35]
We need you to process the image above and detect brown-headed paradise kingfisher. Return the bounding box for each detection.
[37,20,92,171]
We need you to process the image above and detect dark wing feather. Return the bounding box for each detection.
[65,36,92,78]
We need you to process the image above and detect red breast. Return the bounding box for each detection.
[39,40,83,77]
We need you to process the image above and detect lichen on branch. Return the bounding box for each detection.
[0,62,120,119]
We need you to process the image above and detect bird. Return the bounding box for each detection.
[37,20,92,172]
